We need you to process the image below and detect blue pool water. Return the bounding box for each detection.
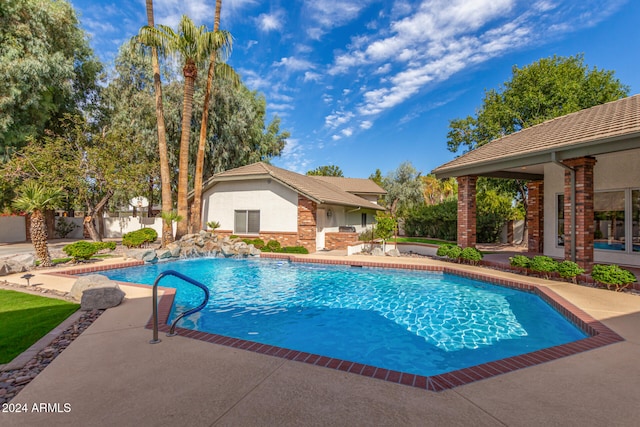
[101,257,587,376]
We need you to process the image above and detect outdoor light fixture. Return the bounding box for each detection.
[327,209,333,218]
[21,273,35,286]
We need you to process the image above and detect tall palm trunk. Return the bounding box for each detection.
[190,0,223,233]
[145,0,173,246]
[175,60,198,239]
[30,210,52,267]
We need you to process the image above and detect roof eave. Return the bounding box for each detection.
[433,132,640,179]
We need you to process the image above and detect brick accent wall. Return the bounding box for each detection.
[457,175,477,248]
[563,157,597,271]
[259,232,298,247]
[527,180,544,253]
[297,195,317,253]
[325,232,358,250]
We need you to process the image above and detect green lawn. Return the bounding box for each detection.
[393,237,453,246]
[0,290,79,364]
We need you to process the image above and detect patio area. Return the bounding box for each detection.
[1,253,639,426]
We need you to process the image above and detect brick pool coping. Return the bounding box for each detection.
[57,255,624,392]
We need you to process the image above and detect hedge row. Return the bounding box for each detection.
[509,255,637,291]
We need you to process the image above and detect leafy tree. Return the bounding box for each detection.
[12,183,64,267]
[0,0,102,159]
[306,165,344,177]
[476,189,516,243]
[2,116,153,241]
[375,213,397,252]
[447,54,629,153]
[382,162,424,218]
[446,54,628,234]
[421,174,457,205]
[136,15,233,239]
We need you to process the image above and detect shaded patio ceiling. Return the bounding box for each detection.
[432,94,640,180]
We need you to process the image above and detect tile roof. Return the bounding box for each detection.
[433,94,640,177]
[209,162,386,210]
[308,176,387,195]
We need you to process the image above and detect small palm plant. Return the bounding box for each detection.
[13,183,64,267]
[206,220,220,232]
[160,210,183,246]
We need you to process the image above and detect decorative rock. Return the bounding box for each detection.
[387,249,401,257]
[80,287,125,310]
[156,249,172,259]
[125,248,157,261]
[371,248,385,257]
[166,243,181,258]
[0,254,36,276]
[141,251,157,263]
[69,274,118,301]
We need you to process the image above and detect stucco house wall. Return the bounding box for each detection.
[544,149,640,266]
[202,179,298,233]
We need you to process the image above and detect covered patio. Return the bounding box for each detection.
[433,94,640,271]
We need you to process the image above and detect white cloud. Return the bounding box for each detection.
[274,57,315,72]
[360,120,373,130]
[341,128,353,137]
[256,10,285,32]
[303,0,377,38]
[304,71,322,82]
[325,110,354,129]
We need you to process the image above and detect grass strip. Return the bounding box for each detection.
[0,290,79,364]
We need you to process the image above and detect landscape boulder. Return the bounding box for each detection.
[0,254,36,276]
[371,248,385,257]
[81,287,125,310]
[386,248,401,257]
[70,274,118,301]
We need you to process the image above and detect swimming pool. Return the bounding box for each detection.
[101,257,587,377]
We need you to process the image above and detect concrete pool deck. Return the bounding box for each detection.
[1,254,639,426]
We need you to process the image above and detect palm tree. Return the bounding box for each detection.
[144,0,174,247]
[191,0,240,232]
[13,183,64,267]
[137,15,233,239]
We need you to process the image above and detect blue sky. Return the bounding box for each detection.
[71,0,640,178]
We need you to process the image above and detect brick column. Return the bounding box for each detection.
[527,180,544,253]
[297,195,317,253]
[563,157,596,271]
[457,176,477,248]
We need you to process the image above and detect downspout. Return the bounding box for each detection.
[551,152,576,262]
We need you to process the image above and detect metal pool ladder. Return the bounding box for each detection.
[149,270,210,344]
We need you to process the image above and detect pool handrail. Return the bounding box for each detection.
[149,269,210,344]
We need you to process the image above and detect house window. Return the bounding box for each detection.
[361,213,367,228]
[557,194,564,247]
[234,210,260,234]
[594,191,625,251]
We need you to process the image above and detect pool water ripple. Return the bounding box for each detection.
[101,257,587,376]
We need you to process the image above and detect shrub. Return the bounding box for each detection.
[509,255,531,268]
[123,228,158,248]
[94,241,116,251]
[55,217,78,238]
[63,241,98,261]
[242,238,265,249]
[591,264,637,291]
[206,220,220,231]
[446,245,463,260]
[358,228,375,242]
[279,246,309,254]
[404,200,457,240]
[556,261,585,282]
[529,256,558,278]
[436,244,454,257]
[265,240,281,252]
[460,247,483,264]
